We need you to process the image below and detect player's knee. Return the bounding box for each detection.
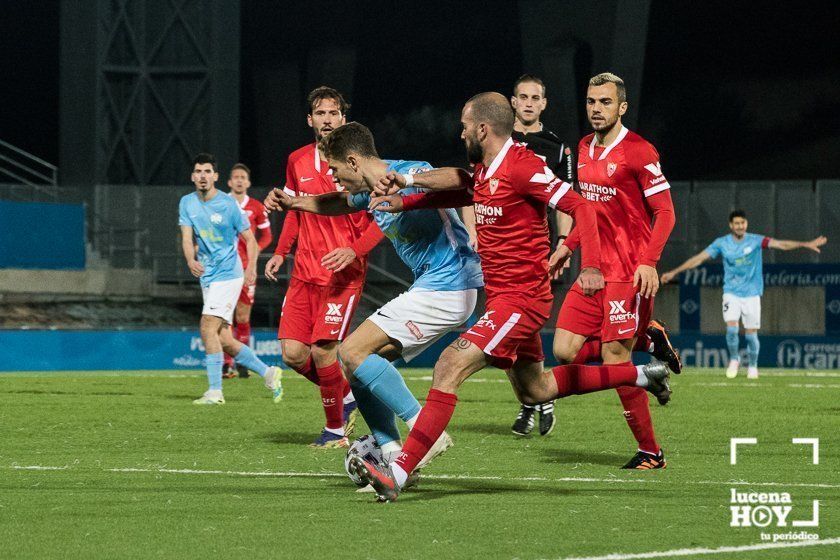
[553,343,576,365]
[337,344,366,377]
[310,343,338,366]
[281,342,309,370]
[234,307,249,324]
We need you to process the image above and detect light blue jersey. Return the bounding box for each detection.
[349,160,483,292]
[705,232,769,297]
[178,190,249,286]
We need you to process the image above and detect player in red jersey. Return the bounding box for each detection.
[264,87,385,448]
[549,73,679,470]
[222,163,273,378]
[351,93,672,501]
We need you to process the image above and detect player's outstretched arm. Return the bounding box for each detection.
[375,168,472,196]
[768,235,827,252]
[268,188,357,216]
[660,250,713,284]
[369,189,474,213]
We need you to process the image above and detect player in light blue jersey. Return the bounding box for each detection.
[662,210,826,378]
[265,122,484,477]
[179,153,281,404]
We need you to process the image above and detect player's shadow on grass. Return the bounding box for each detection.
[263,431,317,445]
[457,422,514,436]
[404,479,654,501]
[538,448,626,466]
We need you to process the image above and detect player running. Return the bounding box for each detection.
[353,92,672,501]
[661,210,826,379]
[265,121,483,473]
[264,87,384,448]
[178,153,280,405]
[223,163,273,379]
[546,72,678,470]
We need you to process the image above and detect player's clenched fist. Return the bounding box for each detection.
[374,172,405,196]
[264,188,294,212]
[577,267,605,296]
[368,194,403,213]
[264,254,285,281]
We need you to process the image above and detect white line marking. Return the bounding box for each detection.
[730,438,757,465]
[97,467,840,488]
[11,465,68,471]
[549,537,840,560]
[792,438,820,465]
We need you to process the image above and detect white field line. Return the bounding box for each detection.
[549,537,840,560]
[9,465,836,489]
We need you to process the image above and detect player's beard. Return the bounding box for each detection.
[465,135,483,164]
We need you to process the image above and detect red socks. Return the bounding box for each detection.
[395,389,458,474]
[552,363,637,397]
[616,385,660,454]
[573,339,602,363]
[316,361,345,430]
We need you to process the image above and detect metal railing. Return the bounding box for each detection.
[0,139,58,200]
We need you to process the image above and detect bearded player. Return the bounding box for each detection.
[354,93,672,501]
[548,73,678,470]
[264,87,385,448]
[223,163,273,378]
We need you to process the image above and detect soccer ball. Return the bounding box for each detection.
[344,434,384,487]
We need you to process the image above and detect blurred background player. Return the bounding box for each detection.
[222,163,273,379]
[178,153,280,404]
[661,210,827,379]
[549,72,677,469]
[264,87,384,448]
[505,74,576,437]
[266,122,482,476]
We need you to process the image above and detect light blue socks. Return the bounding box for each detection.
[350,380,400,445]
[745,333,760,368]
[353,354,422,422]
[206,352,223,390]
[726,325,740,362]
[234,344,269,377]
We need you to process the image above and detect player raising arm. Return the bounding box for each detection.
[662,209,826,378]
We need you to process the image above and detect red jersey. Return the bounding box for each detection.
[469,140,599,296]
[235,195,272,268]
[574,126,675,282]
[275,143,371,287]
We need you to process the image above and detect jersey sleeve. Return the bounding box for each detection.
[178,198,191,226]
[509,154,573,209]
[253,202,273,250]
[632,142,670,198]
[274,210,299,256]
[284,158,298,195]
[234,202,250,233]
[761,236,771,249]
[705,237,722,259]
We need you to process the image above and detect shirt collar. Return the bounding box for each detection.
[589,125,628,160]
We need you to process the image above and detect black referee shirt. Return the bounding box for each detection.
[512,128,574,183]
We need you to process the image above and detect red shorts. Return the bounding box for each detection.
[556,281,653,342]
[461,292,552,370]
[238,282,256,306]
[278,277,362,345]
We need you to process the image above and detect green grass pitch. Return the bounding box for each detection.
[1,368,837,559]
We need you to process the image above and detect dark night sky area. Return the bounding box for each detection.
[2,1,839,183]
